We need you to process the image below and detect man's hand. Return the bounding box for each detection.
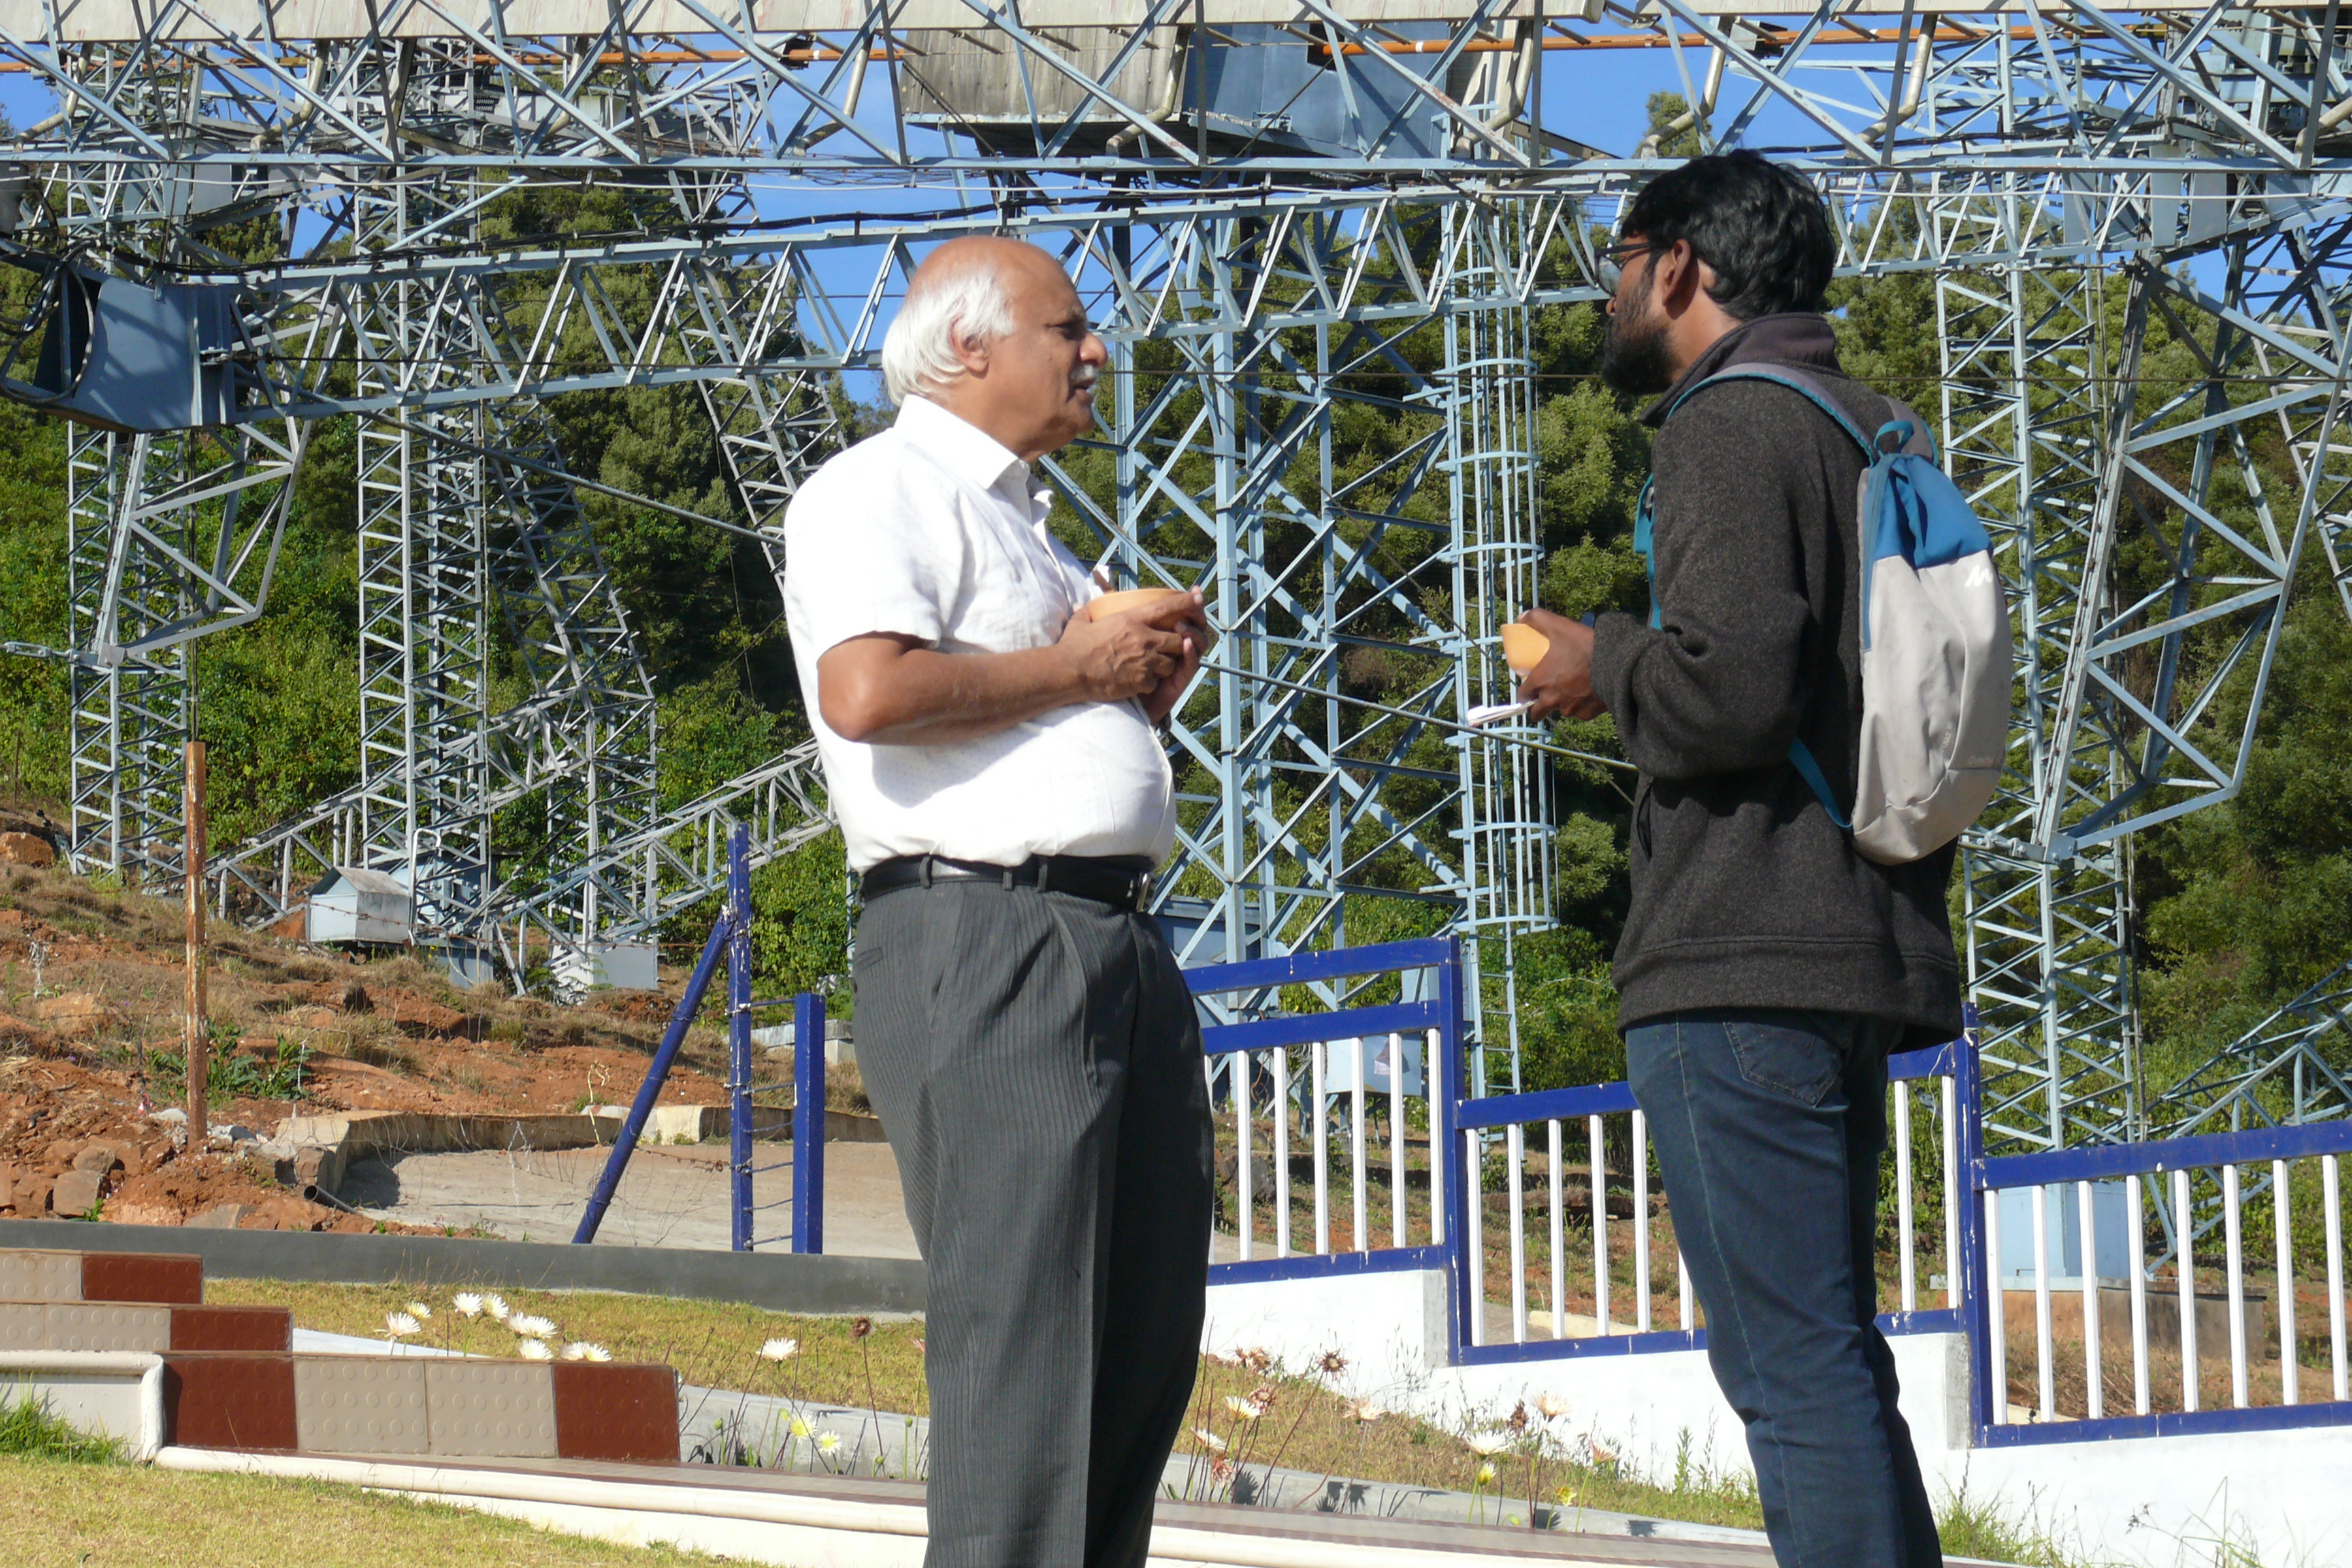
[815,588,1213,746]
[1516,608,1607,722]
[1057,589,1202,706]
[1135,589,1211,725]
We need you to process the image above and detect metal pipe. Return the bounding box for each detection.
[572,900,733,1244]
[2078,1179,2102,1420]
[728,825,754,1253]
[1507,1120,1527,1343]
[1548,1118,1565,1340]
[2276,1157,2298,1406]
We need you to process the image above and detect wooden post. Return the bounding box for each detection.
[184,742,208,1146]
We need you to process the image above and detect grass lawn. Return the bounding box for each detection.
[0,1453,721,1565]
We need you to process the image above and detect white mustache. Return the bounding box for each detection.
[1071,370,1100,391]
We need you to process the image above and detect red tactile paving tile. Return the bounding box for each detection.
[549,1363,679,1463]
[170,1305,292,1353]
[80,1252,204,1305]
[164,1355,297,1451]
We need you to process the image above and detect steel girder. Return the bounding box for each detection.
[8,0,2352,1119]
[4,0,2352,181]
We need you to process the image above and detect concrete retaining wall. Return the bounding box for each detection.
[1199,1265,2352,1568]
[0,1220,925,1316]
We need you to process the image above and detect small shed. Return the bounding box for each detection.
[303,867,413,945]
[553,941,657,994]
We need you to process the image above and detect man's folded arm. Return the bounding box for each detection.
[1588,403,1814,781]
[817,633,1095,745]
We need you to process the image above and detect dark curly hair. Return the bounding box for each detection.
[1622,150,1835,321]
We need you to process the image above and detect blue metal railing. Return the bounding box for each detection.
[574,900,2352,1453]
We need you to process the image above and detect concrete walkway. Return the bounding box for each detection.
[159,1446,1800,1567]
[339,1143,922,1257]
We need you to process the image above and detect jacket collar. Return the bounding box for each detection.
[1641,313,1844,428]
[896,393,1030,493]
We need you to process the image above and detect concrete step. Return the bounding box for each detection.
[0,1299,289,1353]
[0,1245,203,1305]
[159,1352,681,1462]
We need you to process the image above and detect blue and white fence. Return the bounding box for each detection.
[1182,938,1465,1285]
[580,866,2352,1450]
[1972,1119,2352,1443]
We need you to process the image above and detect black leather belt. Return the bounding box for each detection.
[860,853,1156,912]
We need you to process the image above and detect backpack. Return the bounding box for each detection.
[1635,364,2013,865]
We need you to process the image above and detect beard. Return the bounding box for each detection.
[1600,268,1674,397]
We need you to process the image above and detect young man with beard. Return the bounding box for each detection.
[1516,152,1960,1568]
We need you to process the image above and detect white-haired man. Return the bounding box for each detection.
[783,235,1214,1568]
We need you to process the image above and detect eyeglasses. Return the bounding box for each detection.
[1596,239,1661,293]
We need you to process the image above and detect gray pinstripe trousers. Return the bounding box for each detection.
[852,876,1214,1568]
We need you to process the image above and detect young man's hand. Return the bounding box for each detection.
[1516,608,1607,722]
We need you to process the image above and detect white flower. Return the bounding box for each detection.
[1351,1400,1386,1423]
[509,1314,557,1339]
[561,1341,608,1362]
[1464,1430,1509,1456]
[1536,1392,1570,1420]
[451,1293,485,1318]
[759,1337,799,1362]
[1475,1462,1497,1486]
[384,1312,420,1339]
[788,1416,811,1440]
[1222,1396,1264,1421]
[1192,1428,1228,1453]
[404,1301,432,1320]
[482,1292,510,1322]
[515,1337,553,1361]
[816,1432,841,1454]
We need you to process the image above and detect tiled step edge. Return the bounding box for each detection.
[0,1301,289,1353]
[162,1354,681,1462]
[0,1248,203,1305]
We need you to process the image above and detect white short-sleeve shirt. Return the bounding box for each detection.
[783,395,1176,874]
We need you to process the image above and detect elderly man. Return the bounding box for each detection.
[782,235,1213,1568]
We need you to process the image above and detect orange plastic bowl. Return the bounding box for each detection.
[1087,587,1188,621]
[1500,623,1550,674]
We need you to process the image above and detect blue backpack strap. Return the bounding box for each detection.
[1665,363,1876,457]
[1786,738,1852,830]
[1659,363,1876,828]
[1632,476,1662,630]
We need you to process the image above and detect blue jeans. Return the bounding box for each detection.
[1625,1009,1942,1568]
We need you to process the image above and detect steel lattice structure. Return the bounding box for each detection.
[2,0,2350,1124]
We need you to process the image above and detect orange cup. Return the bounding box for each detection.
[1501,623,1550,674]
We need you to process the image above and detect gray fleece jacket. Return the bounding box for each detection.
[1588,313,1965,1046]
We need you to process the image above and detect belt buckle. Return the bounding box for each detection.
[1132,869,1154,912]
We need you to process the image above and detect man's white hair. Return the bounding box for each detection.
[881,252,1018,406]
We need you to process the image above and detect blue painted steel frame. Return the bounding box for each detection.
[1975,1399,2352,1446]
[1211,1244,1450,1286]
[572,896,735,1245]
[1954,1009,1999,1439]
[1194,938,1469,1335]
[728,826,755,1252]
[1982,1119,2352,1189]
[791,990,826,1254]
